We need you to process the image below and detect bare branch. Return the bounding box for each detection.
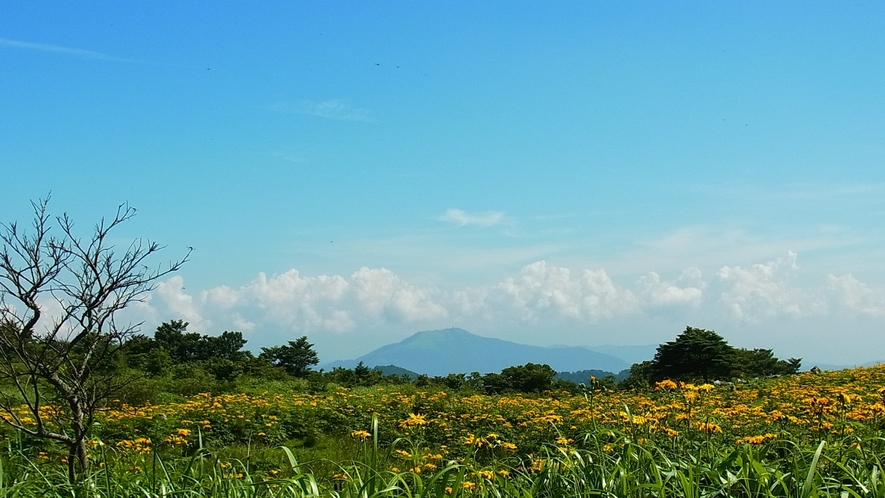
[0,198,187,482]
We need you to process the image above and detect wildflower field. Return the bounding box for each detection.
[2,365,885,497]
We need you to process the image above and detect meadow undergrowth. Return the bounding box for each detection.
[1,365,884,496]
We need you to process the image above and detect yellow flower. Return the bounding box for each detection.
[350,430,371,439]
[656,379,678,390]
[399,413,429,427]
[696,422,722,433]
[737,435,765,444]
[476,470,494,480]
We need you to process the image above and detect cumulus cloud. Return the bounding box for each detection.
[640,267,706,308]
[151,276,213,331]
[483,261,638,322]
[438,209,506,227]
[826,274,885,318]
[350,267,448,323]
[139,261,642,340]
[715,251,826,321]
[267,99,372,121]
[136,252,885,353]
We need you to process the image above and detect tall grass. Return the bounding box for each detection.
[4,366,885,496]
[1,431,883,497]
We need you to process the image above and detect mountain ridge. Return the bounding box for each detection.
[321,328,637,376]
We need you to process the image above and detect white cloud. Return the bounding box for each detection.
[151,276,213,331]
[140,262,641,341]
[134,252,885,364]
[826,274,885,318]
[350,267,448,323]
[715,251,826,321]
[267,99,372,121]
[439,209,506,227]
[483,261,638,322]
[233,270,355,331]
[639,268,705,308]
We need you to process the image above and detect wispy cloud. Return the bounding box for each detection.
[439,208,506,227]
[271,150,305,164]
[267,99,373,121]
[0,37,144,63]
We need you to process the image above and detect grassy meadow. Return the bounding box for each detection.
[2,364,885,496]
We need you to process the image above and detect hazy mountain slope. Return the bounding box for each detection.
[323,328,629,376]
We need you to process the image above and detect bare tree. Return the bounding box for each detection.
[0,198,188,483]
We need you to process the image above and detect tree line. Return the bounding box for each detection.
[117,321,802,399]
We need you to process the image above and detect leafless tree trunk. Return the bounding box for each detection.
[0,198,188,483]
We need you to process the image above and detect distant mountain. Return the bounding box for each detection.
[322,328,630,376]
[581,344,657,366]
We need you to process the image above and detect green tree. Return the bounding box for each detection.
[500,363,557,393]
[480,363,558,394]
[619,360,655,389]
[259,336,319,377]
[0,199,187,483]
[203,331,249,362]
[153,320,202,363]
[150,321,251,374]
[651,326,734,382]
[730,348,802,377]
[324,362,384,387]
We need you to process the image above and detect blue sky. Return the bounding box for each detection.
[2,2,884,366]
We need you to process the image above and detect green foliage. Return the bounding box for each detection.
[325,362,388,387]
[623,326,803,386]
[475,363,561,394]
[258,337,319,378]
[619,360,655,389]
[653,326,734,382]
[152,320,252,365]
[2,420,884,496]
[730,348,802,377]
[499,362,558,393]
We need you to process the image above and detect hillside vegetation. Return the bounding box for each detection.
[1,337,883,495]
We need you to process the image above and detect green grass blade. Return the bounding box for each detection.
[803,440,826,498]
